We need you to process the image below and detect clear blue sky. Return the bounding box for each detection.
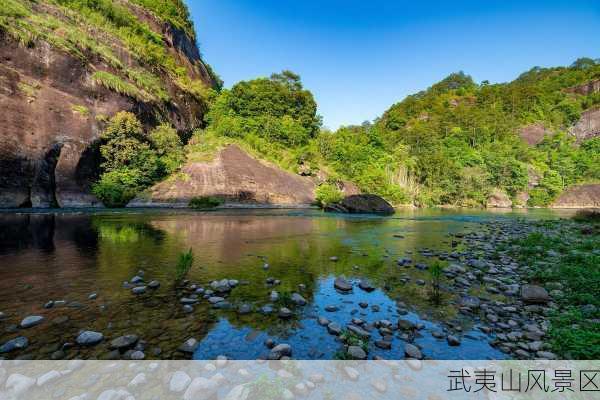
[188,1,600,130]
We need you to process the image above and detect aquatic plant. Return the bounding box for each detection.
[428,261,443,305]
[175,248,193,282]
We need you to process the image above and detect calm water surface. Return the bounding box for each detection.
[0,208,573,359]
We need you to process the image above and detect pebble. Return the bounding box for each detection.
[76,331,103,346]
[208,296,225,304]
[447,335,461,346]
[20,315,44,329]
[169,371,191,392]
[291,293,307,306]
[237,304,252,314]
[347,345,367,360]
[278,307,292,319]
[327,322,342,335]
[178,338,199,353]
[110,334,139,350]
[0,336,29,353]
[88,293,98,300]
[183,305,193,313]
[358,280,376,292]
[269,343,292,360]
[334,277,352,292]
[404,343,423,359]
[325,305,339,312]
[148,280,160,289]
[131,286,147,295]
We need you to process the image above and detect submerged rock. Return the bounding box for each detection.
[404,344,423,359]
[0,336,29,353]
[76,331,103,346]
[358,280,376,292]
[347,345,367,360]
[334,277,352,292]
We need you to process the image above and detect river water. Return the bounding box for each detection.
[0,208,573,360]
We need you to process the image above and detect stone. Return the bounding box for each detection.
[5,374,35,398]
[110,335,139,350]
[347,324,371,340]
[269,291,279,302]
[178,338,199,353]
[278,307,292,319]
[20,315,44,328]
[208,296,225,304]
[521,285,551,304]
[128,373,147,388]
[325,305,339,312]
[375,340,392,350]
[183,377,218,400]
[291,293,307,306]
[318,316,330,326]
[180,297,198,304]
[343,366,360,381]
[404,343,423,359]
[76,331,103,346]
[183,305,193,313]
[36,370,61,386]
[0,336,29,353]
[536,351,557,360]
[238,304,252,314]
[329,256,339,261]
[397,319,415,330]
[260,305,274,314]
[447,335,461,346]
[148,280,160,289]
[334,277,352,292]
[358,280,376,292]
[269,343,292,360]
[170,371,191,392]
[88,293,98,300]
[347,346,367,360]
[132,286,147,295]
[327,322,342,335]
[129,350,145,360]
[460,296,481,309]
[326,194,395,215]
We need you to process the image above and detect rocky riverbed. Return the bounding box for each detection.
[0,208,595,360]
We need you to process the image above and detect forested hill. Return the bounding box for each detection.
[182,59,599,208]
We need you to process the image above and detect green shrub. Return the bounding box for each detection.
[315,183,343,207]
[149,123,184,174]
[189,196,222,209]
[92,168,141,207]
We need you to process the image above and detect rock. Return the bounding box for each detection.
[358,280,376,292]
[487,189,512,208]
[5,374,35,398]
[148,280,160,289]
[128,373,147,388]
[404,343,423,359]
[183,377,219,400]
[178,338,199,353]
[170,371,192,393]
[521,285,551,304]
[88,293,98,300]
[76,331,103,346]
[130,276,144,284]
[180,297,198,304]
[0,336,29,353]
[447,335,461,346]
[224,384,250,400]
[536,351,557,360]
[334,277,352,292]
[397,319,415,330]
[460,296,481,309]
[269,291,279,302]
[20,315,44,328]
[36,370,61,386]
[208,296,225,304]
[264,338,276,348]
[347,346,367,360]
[110,335,139,350]
[325,305,339,312]
[260,305,274,314]
[269,343,292,360]
[291,293,307,306]
[343,366,360,381]
[278,307,292,319]
[44,301,54,309]
[329,256,339,261]
[326,194,395,215]
[347,324,371,339]
[375,340,392,350]
[129,350,145,360]
[327,322,342,335]
[238,304,252,314]
[183,305,194,313]
[132,286,147,295]
[318,316,330,326]
[370,378,387,393]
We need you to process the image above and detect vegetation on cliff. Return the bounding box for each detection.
[190,59,599,207]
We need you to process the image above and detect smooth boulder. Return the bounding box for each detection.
[325,194,395,215]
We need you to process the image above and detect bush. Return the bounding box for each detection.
[149,123,185,174]
[189,196,222,209]
[175,248,193,282]
[315,183,344,207]
[92,168,141,207]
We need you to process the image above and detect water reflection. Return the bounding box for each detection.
[0,208,571,359]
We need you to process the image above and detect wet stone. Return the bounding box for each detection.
[238,304,252,315]
[327,322,342,336]
[110,334,139,350]
[358,280,376,292]
[20,315,44,329]
[404,343,423,359]
[334,277,352,292]
[0,336,29,353]
[178,338,198,353]
[131,286,147,295]
[347,345,367,360]
[76,331,103,346]
[278,308,292,319]
[325,305,339,312]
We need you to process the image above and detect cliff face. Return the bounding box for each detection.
[129,145,317,207]
[0,0,217,208]
[552,184,600,208]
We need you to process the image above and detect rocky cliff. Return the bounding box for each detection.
[129,145,317,207]
[552,184,600,208]
[0,0,217,208]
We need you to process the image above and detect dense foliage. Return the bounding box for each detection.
[197,60,599,207]
[92,112,184,207]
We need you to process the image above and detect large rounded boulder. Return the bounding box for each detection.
[325,194,394,215]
